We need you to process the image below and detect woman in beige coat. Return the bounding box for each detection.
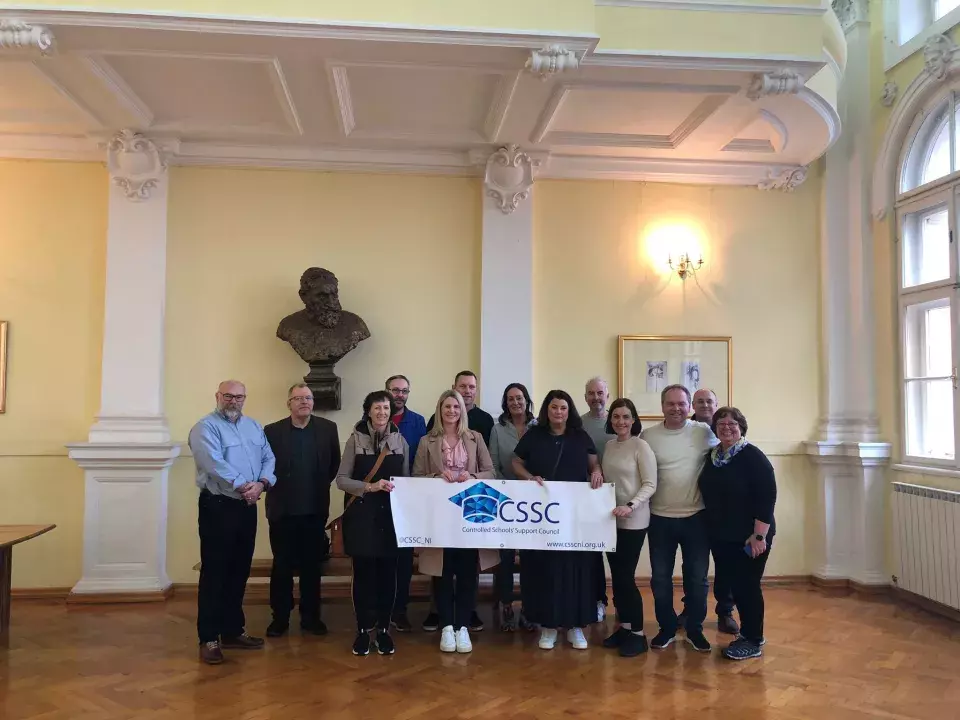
[413,390,497,654]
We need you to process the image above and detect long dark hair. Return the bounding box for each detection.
[604,398,643,436]
[498,383,535,425]
[535,389,582,433]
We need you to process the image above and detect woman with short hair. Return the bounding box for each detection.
[336,390,409,657]
[413,390,498,654]
[698,406,776,661]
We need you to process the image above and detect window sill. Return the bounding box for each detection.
[892,462,960,479]
[884,6,960,72]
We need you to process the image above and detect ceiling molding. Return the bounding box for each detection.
[328,65,355,137]
[484,71,521,143]
[25,60,104,128]
[83,54,155,126]
[595,0,828,14]
[722,138,775,153]
[585,49,825,79]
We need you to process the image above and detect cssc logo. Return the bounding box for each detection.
[449,481,560,525]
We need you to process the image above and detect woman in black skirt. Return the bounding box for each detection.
[511,389,604,650]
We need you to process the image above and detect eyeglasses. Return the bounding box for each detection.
[222,394,246,402]
[389,389,410,395]
[716,422,740,429]
[290,396,314,403]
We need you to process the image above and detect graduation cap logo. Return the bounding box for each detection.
[449,481,510,524]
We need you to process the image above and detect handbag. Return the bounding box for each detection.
[326,446,391,556]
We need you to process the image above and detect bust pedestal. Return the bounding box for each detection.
[304,361,341,410]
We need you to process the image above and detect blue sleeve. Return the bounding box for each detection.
[259,425,277,485]
[189,421,243,488]
[411,415,427,459]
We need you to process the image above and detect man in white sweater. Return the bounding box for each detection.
[640,384,718,653]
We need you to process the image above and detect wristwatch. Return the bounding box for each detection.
[627,501,636,509]
[754,534,765,542]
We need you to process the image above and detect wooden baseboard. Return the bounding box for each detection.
[891,586,960,623]
[66,586,174,605]
[810,576,892,596]
[11,587,71,601]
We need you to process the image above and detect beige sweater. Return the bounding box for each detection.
[601,436,658,530]
[640,420,718,518]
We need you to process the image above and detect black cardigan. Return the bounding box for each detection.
[698,443,777,544]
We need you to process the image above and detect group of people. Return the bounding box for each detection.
[189,371,776,667]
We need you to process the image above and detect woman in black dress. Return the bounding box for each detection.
[511,389,604,650]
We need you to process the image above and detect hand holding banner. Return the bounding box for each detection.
[390,477,617,551]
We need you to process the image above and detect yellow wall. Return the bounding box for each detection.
[0,159,107,589]
[533,178,823,576]
[163,168,482,582]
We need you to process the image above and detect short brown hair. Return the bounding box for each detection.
[660,384,691,404]
[711,406,748,437]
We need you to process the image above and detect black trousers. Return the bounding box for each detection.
[680,547,736,616]
[594,552,609,605]
[352,556,397,632]
[495,549,517,604]
[433,548,479,630]
[711,541,771,643]
[606,528,647,628]
[393,546,415,614]
[197,491,257,643]
[268,514,327,623]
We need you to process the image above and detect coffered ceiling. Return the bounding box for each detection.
[0,10,841,187]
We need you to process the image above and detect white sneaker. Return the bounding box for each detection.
[456,627,472,653]
[538,628,558,650]
[567,627,588,650]
[440,625,456,652]
[596,602,606,623]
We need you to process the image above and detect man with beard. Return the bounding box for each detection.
[383,374,427,633]
[190,380,276,665]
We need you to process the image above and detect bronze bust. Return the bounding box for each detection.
[277,268,370,409]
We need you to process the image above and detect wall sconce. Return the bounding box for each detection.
[668,252,703,280]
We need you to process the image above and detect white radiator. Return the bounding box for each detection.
[892,482,960,611]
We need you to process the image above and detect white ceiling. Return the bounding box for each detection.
[0,10,840,186]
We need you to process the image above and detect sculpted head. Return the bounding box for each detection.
[299,267,342,328]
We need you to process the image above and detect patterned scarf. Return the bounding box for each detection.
[711,437,749,467]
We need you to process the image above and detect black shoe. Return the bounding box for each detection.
[391,612,412,633]
[469,610,484,632]
[722,637,762,661]
[736,633,766,646]
[301,619,328,636]
[500,604,517,632]
[352,631,371,656]
[717,614,740,635]
[602,627,631,649]
[376,630,395,655]
[686,631,712,653]
[619,632,649,657]
[422,612,440,632]
[518,609,535,632]
[220,633,264,649]
[677,609,688,632]
[651,631,676,650]
[266,617,289,638]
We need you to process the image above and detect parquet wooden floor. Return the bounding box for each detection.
[1,586,958,720]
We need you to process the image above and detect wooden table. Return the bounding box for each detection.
[0,524,55,646]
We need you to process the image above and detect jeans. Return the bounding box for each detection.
[680,548,736,617]
[648,512,710,635]
[606,528,647,627]
[712,541,771,643]
[434,548,479,630]
[268,514,327,624]
[393,546,415,615]
[352,556,397,632]
[197,492,257,643]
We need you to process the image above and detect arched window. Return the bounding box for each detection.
[896,87,960,466]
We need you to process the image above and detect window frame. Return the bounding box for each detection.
[884,0,960,71]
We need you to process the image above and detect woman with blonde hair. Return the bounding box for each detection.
[413,390,498,653]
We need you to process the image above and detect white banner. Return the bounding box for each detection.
[389,477,617,551]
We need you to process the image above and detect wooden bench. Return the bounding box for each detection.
[1,524,56,646]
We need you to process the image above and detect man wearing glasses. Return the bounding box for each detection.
[263,383,342,639]
[383,374,427,633]
[189,380,276,665]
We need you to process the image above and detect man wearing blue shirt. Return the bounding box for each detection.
[383,374,427,633]
[190,380,276,665]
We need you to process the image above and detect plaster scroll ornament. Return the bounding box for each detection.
[484,145,540,214]
[0,19,55,55]
[106,130,167,202]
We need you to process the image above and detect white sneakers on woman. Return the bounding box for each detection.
[538,628,558,649]
[539,627,588,650]
[440,625,473,653]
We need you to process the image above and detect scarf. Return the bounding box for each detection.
[711,437,749,467]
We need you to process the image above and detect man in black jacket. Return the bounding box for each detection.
[264,383,341,637]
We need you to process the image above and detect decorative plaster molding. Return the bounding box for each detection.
[831,0,868,33]
[757,165,807,191]
[0,19,55,54]
[106,130,167,201]
[526,45,579,79]
[880,81,898,108]
[923,34,958,81]
[746,70,802,100]
[484,145,539,214]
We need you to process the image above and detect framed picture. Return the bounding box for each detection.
[618,335,731,419]
[0,321,6,413]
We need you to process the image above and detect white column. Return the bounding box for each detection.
[67,130,179,599]
[478,145,536,412]
[806,3,891,587]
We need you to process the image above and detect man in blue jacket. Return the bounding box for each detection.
[383,374,427,633]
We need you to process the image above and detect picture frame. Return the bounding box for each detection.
[0,321,6,414]
[618,335,732,419]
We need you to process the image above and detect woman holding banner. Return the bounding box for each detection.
[335,390,410,658]
[413,390,498,654]
[511,390,604,650]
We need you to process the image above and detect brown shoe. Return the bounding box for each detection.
[199,641,224,664]
[221,632,265,649]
